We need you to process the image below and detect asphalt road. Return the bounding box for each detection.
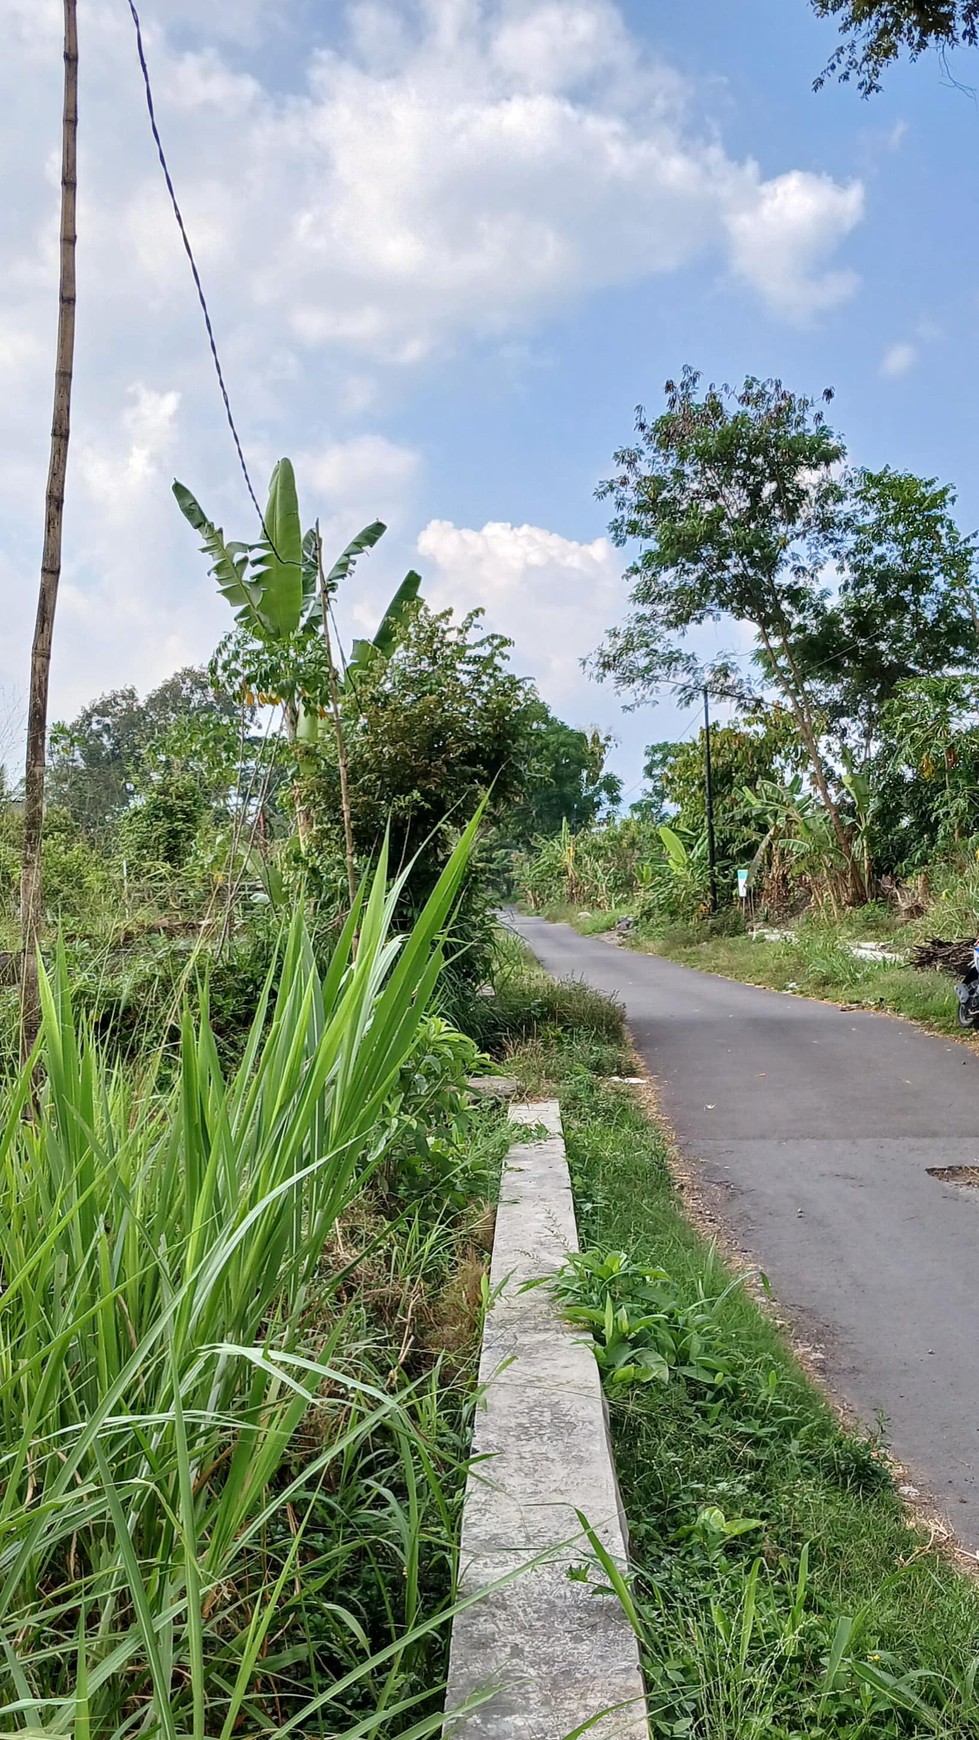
[510,912,979,1551]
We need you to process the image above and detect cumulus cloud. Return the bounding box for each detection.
[417,517,622,718]
[0,0,866,744]
[264,5,865,350]
[880,340,918,378]
[725,169,863,323]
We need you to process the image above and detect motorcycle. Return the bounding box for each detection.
[956,941,979,1029]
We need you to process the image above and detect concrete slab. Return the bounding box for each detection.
[466,1077,521,1100]
[444,1100,648,1740]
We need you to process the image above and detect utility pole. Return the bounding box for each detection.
[20,0,78,1060]
[703,686,718,915]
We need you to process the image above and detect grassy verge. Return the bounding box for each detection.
[526,899,968,1041]
[492,939,979,1738]
[652,926,963,1038]
[0,841,511,1739]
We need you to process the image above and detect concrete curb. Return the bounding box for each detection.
[444,1100,649,1739]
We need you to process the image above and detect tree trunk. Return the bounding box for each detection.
[20,0,78,1062]
[761,624,866,903]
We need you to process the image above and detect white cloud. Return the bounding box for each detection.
[0,0,866,754]
[269,7,864,351]
[303,435,420,504]
[490,0,635,91]
[417,517,621,718]
[77,385,182,520]
[725,169,864,323]
[880,340,918,378]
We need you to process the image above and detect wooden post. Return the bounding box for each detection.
[316,525,358,915]
[20,0,78,1060]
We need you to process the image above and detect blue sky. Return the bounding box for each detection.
[2,0,978,800]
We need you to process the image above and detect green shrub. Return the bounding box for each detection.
[116,770,206,869]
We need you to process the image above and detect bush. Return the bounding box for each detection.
[449,934,625,1055]
[116,772,206,870]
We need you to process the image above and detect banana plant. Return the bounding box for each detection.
[173,460,422,743]
[741,775,849,912]
[175,460,422,877]
[840,756,877,896]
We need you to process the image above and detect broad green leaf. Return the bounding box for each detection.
[345,571,423,687]
[373,569,422,658]
[250,458,304,638]
[658,823,689,872]
[323,520,387,593]
[173,480,262,624]
[295,702,321,744]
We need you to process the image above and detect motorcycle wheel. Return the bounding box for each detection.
[958,998,979,1030]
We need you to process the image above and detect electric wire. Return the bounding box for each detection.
[126,0,269,539]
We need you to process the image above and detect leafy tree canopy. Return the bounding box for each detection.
[638,709,806,876]
[504,705,622,848]
[591,366,859,878]
[776,467,979,752]
[116,772,207,872]
[593,368,979,896]
[300,604,539,927]
[812,0,979,92]
[874,674,979,869]
[48,668,248,833]
[591,367,845,708]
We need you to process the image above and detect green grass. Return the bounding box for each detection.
[497,948,979,1737]
[528,899,628,935]
[524,892,970,1041]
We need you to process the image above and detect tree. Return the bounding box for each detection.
[780,468,979,756]
[504,706,621,847]
[117,772,207,873]
[592,368,865,894]
[301,605,537,955]
[48,668,250,832]
[21,0,77,1057]
[876,675,979,866]
[639,709,805,881]
[811,1,979,92]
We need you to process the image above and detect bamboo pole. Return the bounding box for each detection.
[20,0,78,1060]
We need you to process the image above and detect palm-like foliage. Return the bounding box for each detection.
[174,462,422,734]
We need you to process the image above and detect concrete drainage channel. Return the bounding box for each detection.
[444,1096,649,1739]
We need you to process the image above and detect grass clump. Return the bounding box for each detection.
[0,827,507,1739]
[498,944,979,1737]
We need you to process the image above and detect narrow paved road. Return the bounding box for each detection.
[510,912,979,1551]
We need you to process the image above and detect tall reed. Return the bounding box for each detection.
[0,820,482,1738]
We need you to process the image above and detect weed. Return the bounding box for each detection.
[645,923,963,1037]
[0,827,495,1738]
[552,1249,737,1390]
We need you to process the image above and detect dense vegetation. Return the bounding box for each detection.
[520,372,979,1018]
[8,0,979,1726]
[0,453,627,1731]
